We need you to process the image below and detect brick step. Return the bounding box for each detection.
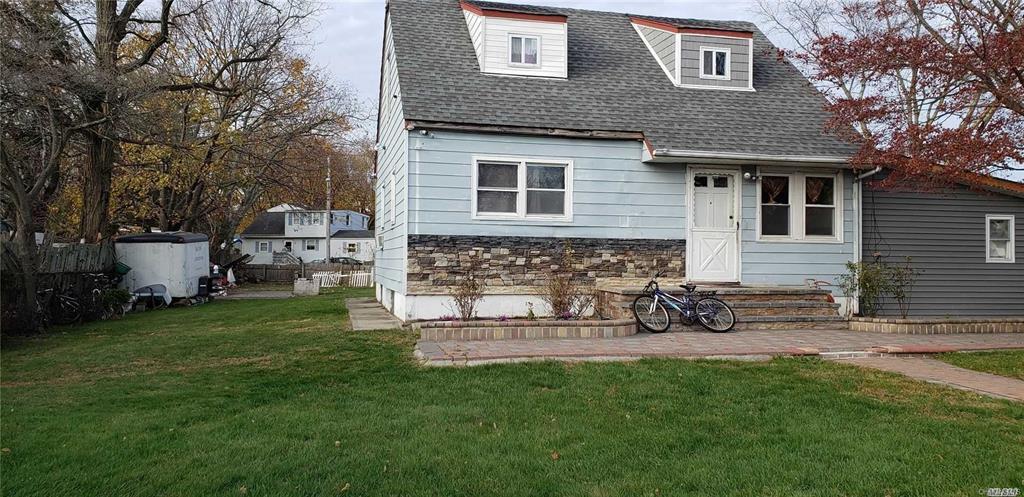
[667,315,848,332]
[729,301,840,318]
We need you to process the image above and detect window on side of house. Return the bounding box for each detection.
[473,157,572,221]
[305,239,318,251]
[509,35,540,65]
[257,241,271,253]
[760,175,791,236]
[986,215,1015,263]
[700,47,730,79]
[804,176,836,237]
[347,243,357,253]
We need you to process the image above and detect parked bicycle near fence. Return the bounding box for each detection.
[632,271,736,333]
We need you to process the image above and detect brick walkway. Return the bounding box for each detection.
[836,357,1024,401]
[415,329,1024,366]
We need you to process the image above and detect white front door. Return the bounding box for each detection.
[689,171,739,282]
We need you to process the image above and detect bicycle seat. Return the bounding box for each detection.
[679,283,697,293]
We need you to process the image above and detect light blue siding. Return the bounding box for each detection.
[739,166,856,294]
[407,131,687,239]
[374,15,409,294]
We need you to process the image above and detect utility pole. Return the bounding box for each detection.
[325,154,332,262]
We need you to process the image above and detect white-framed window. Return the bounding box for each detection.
[756,170,843,242]
[986,214,1015,263]
[304,239,318,251]
[509,34,540,66]
[257,241,271,253]
[699,47,730,80]
[347,243,357,254]
[472,156,573,221]
[287,212,323,226]
[389,172,397,226]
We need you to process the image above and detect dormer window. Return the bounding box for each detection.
[510,35,539,65]
[700,47,730,80]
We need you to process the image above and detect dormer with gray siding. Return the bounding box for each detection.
[633,17,754,91]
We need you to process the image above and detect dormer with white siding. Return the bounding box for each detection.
[632,17,754,91]
[461,1,568,79]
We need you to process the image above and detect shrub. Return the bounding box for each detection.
[837,256,919,318]
[541,241,595,320]
[446,251,484,320]
[887,256,919,319]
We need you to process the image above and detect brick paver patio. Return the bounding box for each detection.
[835,357,1024,401]
[415,328,1024,366]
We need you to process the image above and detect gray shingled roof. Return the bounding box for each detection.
[240,212,285,236]
[388,0,860,158]
[331,229,375,239]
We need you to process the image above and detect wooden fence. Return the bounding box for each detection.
[38,242,115,274]
[235,263,368,283]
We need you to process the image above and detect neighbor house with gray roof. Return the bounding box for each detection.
[373,0,1021,321]
[241,208,372,264]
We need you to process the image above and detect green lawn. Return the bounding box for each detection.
[938,350,1024,380]
[2,291,1023,497]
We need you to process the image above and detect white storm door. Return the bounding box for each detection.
[689,172,739,282]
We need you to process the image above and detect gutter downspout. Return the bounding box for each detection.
[851,166,882,317]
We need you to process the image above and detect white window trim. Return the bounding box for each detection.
[985,214,1016,263]
[508,34,541,67]
[257,241,271,253]
[304,239,318,251]
[755,169,844,244]
[699,46,731,80]
[470,156,574,222]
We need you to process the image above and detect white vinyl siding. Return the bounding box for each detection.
[476,17,567,78]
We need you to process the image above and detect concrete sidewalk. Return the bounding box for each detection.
[415,328,1024,366]
[836,357,1024,401]
[346,298,403,330]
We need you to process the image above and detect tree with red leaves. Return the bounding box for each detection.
[758,0,1023,186]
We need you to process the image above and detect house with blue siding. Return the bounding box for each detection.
[371,0,949,321]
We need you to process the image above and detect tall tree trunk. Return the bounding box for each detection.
[79,121,115,242]
[11,194,40,332]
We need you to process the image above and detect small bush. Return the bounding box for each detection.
[838,256,919,318]
[446,251,484,320]
[541,241,595,320]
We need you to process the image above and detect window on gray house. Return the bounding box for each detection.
[526,163,566,215]
[804,176,835,237]
[761,176,790,236]
[477,162,519,214]
[701,47,729,79]
[987,215,1015,263]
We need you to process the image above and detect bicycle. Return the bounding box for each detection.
[632,271,736,333]
[36,287,83,326]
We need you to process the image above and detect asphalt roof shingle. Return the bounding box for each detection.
[388,0,860,158]
[240,212,285,236]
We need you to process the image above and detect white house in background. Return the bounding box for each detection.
[330,230,376,262]
[240,207,371,264]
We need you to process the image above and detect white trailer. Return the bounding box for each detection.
[115,232,210,299]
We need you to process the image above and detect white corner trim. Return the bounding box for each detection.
[632,23,678,85]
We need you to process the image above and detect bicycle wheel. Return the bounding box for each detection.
[632,295,671,333]
[53,297,82,325]
[695,298,735,333]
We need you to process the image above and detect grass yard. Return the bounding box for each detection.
[938,350,1024,380]
[2,291,1023,497]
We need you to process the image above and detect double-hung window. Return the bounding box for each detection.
[758,171,842,242]
[257,241,271,253]
[473,157,572,221]
[986,215,1015,263]
[509,35,540,65]
[304,239,318,251]
[700,47,730,79]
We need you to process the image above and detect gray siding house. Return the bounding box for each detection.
[863,176,1024,317]
[373,0,1017,321]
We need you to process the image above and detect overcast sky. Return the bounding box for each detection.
[308,0,765,127]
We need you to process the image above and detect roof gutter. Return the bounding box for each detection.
[651,148,851,166]
[855,166,883,182]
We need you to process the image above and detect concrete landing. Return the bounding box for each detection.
[346,298,403,331]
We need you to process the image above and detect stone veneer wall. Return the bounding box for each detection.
[407,235,685,294]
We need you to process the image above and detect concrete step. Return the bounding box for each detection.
[729,301,840,318]
[668,315,848,332]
